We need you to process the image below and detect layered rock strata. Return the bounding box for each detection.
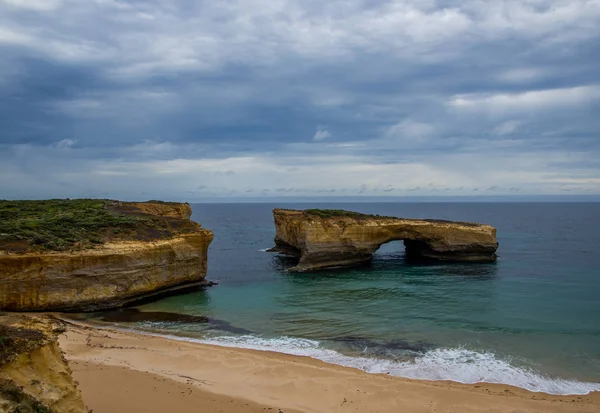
[0,201,213,311]
[269,209,498,272]
[0,314,87,413]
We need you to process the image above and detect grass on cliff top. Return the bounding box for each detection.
[288,209,481,226]
[302,209,395,219]
[0,325,46,366]
[0,199,198,253]
[144,200,184,205]
[0,315,49,366]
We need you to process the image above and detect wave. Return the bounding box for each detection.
[161,333,600,395]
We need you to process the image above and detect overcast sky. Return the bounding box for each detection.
[1,0,599,201]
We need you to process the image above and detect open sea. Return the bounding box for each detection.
[87,202,600,395]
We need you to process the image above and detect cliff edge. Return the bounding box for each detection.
[269,209,498,272]
[0,199,213,311]
[0,314,87,413]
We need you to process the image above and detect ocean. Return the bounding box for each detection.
[87,202,600,395]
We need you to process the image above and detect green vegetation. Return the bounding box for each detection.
[0,199,143,252]
[144,200,182,205]
[0,199,198,253]
[303,209,393,219]
[0,329,10,348]
[0,322,46,366]
[297,208,479,226]
[0,379,52,413]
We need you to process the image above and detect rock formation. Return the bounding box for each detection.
[269,209,498,272]
[0,201,213,311]
[0,314,87,413]
[120,201,193,219]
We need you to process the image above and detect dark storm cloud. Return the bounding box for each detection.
[1,0,599,199]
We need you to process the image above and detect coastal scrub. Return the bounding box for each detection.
[0,199,199,253]
[303,209,393,219]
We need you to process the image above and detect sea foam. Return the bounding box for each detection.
[173,334,600,395]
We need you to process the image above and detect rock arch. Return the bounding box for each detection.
[268,209,498,272]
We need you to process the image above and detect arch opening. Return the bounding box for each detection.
[372,240,406,262]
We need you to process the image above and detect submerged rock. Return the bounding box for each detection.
[84,308,254,335]
[0,200,214,311]
[269,209,498,272]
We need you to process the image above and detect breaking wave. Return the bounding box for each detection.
[162,333,600,395]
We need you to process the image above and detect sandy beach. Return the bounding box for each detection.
[58,320,600,413]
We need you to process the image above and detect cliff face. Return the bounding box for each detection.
[0,201,213,311]
[269,209,498,272]
[0,314,87,413]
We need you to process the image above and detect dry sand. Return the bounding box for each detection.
[69,362,301,413]
[59,321,600,413]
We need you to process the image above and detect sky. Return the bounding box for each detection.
[1,0,599,201]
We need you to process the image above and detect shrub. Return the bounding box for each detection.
[303,209,392,219]
[0,199,196,253]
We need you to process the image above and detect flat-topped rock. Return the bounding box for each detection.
[268,209,498,272]
[0,199,213,311]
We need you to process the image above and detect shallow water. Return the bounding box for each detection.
[88,202,600,394]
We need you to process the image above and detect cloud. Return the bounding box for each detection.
[54,139,76,149]
[0,0,599,198]
[497,68,547,84]
[385,120,434,143]
[493,121,523,136]
[0,0,64,11]
[313,126,332,141]
[2,140,599,199]
[448,85,600,114]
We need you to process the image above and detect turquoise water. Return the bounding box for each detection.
[91,203,600,394]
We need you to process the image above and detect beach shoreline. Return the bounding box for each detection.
[58,319,600,413]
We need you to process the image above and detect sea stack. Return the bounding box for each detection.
[269,209,498,272]
[0,200,213,311]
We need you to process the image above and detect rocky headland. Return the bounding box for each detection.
[0,199,213,311]
[269,209,498,272]
[0,314,87,413]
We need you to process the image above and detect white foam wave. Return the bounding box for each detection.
[165,334,600,395]
[258,248,271,252]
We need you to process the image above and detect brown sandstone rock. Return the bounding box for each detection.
[119,201,193,219]
[0,314,87,413]
[269,209,498,272]
[0,202,213,311]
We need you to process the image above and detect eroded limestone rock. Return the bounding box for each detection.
[0,314,87,413]
[0,201,213,311]
[269,209,498,272]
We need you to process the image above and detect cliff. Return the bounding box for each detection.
[269,209,498,272]
[0,314,87,413]
[0,200,213,311]
[118,201,192,220]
